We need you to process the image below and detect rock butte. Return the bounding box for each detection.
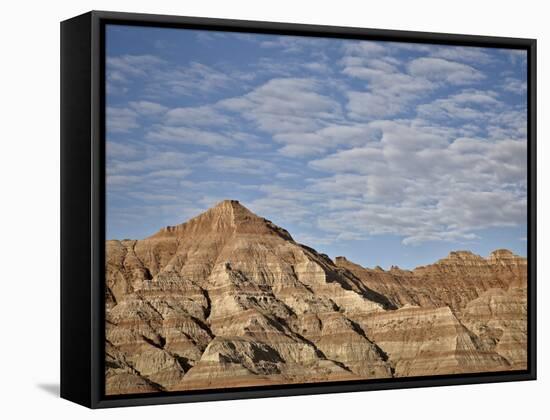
[105,200,527,395]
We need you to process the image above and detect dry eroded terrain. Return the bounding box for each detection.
[105,200,527,395]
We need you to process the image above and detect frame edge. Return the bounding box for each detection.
[60,11,94,408]
[69,10,537,408]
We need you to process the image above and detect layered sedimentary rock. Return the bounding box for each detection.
[335,250,526,313]
[461,284,528,369]
[105,200,528,395]
[357,305,510,377]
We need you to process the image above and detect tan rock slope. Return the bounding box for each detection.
[105,200,528,395]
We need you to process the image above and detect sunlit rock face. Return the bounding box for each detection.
[105,200,527,395]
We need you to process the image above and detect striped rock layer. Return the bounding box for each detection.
[105,200,527,395]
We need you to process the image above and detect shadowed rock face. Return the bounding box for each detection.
[335,250,526,314]
[105,200,528,395]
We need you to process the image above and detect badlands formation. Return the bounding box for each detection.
[105,200,528,395]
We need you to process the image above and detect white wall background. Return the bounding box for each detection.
[0,0,546,417]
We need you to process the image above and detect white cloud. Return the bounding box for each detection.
[417,89,501,121]
[487,109,527,141]
[164,105,230,126]
[505,50,527,66]
[224,78,340,119]
[126,191,179,202]
[108,151,201,177]
[163,62,234,95]
[407,57,485,85]
[107,54,241,98]
[129,101,168,115]
[107,102,168,133]
[220,77,342,133]
[502,77,527,95]
[303,115,527,245]
[106,37,527,248]
[249,197,314,224]
[205,156,276,175]
[258,184,320,202]
[259,36,330,54]
[147,169,192,178]
[220,76,386,156]
[107,55,165,81]
[106,107,139,133]
[308,174,370,197]
[428,46,494,64]
[342,41,388,58]
[366,174,406,202]
[278,143,326,157]
[346,90,411,119]
[341,49,435,119]
[106,141,141,159]
[275,172,298,179]
[302,62,331,73]
[147,126,235,148]
[219,77,347,156]
[106,174,142,187]
[310,146,384,174]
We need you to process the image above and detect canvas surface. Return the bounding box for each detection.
[104,25,528,395]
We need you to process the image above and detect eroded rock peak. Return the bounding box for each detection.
[149,200,293,241]
[106,202,528,395]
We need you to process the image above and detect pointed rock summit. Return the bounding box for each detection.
[105,201,528,395]
[150,200,293,241]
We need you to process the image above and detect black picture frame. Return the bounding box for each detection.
[60,10,537,409]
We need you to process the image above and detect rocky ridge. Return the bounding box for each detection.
[105,200,528,395]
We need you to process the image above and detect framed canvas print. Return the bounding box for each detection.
[60,11,536,408]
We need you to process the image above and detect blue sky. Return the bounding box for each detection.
[105,24,528,269]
